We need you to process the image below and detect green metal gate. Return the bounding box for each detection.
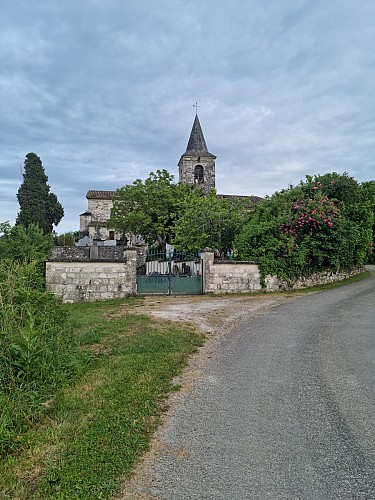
[136,251,202,295]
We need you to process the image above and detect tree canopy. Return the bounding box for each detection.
[110,169,374,275]
[109,169,248,254]
[16,153,64,234]
[173,191,249,254]
[110,170,202,247]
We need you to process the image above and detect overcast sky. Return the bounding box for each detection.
[1,0,374,233]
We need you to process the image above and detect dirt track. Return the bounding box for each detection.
[121,293,297,334]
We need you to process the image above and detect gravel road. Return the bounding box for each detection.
[119,268,375,499]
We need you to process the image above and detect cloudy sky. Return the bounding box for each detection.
[1,0,374,233]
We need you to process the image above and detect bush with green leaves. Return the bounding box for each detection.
[0,222,53,263]
[360,180,375,264]
[0,260,91,454]
[235,173,374,283]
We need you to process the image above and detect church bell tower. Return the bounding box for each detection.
[178,111,216,192]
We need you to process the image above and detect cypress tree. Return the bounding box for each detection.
[16,152,64,234]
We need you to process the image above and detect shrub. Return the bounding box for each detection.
[0,222,53,262]
[0,260,91,454]
[235,174,374,283]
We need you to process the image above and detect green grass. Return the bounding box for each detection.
[1,269,370,498]
[0,260,93,456]
[0,297,204,499]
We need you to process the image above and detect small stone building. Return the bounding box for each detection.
[79,190,117,242]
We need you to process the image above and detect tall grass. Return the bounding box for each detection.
[0,295,204,498]
[0,259,91,455]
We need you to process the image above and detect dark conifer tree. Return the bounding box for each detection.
[16,152,64,234]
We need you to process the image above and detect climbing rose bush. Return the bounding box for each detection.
[235,174,374,283]
[277,193,338,252]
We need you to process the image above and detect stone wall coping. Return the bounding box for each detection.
[213,260,259,265]
[46,259,127,263]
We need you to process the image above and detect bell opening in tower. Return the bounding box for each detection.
[194,165,204,184]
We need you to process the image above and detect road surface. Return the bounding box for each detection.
[123,267,375,499]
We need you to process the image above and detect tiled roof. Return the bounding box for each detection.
[218,194,264,205]
[86,190,115,199]
[86,191,263,204]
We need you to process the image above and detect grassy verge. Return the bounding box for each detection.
[0,297,204,499]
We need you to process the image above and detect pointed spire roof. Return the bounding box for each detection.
[183,114,216,158]
[186,114,208,153]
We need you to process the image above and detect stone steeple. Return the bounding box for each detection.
[178,113,216,192]
[185,115,209,154]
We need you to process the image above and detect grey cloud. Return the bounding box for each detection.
[1,0,374,232]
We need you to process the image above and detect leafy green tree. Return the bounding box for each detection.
[16,153,64,234]
[0,222,53,262]
[110,170,201,247]
[173,191,248,254]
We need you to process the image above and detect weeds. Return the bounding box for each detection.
[0,297,203,499]
[0,260,91,455]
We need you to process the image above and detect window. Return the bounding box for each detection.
[109,231,115,240]
[194,165,204,183]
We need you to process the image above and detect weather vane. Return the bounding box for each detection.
[193,102,200,115]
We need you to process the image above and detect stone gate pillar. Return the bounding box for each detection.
[124,248,138,295]
[200,248,215,294]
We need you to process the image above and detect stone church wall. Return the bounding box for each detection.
[178,156,216,192]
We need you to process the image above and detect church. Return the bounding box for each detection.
[79,113,260,245]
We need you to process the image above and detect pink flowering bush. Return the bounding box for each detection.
[235,173,374,283]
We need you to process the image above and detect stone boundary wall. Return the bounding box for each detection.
[201,251,364,294]
[49,245,126,261]
[265,266,364,292]
[201,251,262,293]
[46,249,137,303]
[49,246,90,261]
[95,246,126,260]
[46,247,364,302]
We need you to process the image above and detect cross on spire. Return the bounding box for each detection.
[193,102,200,115]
